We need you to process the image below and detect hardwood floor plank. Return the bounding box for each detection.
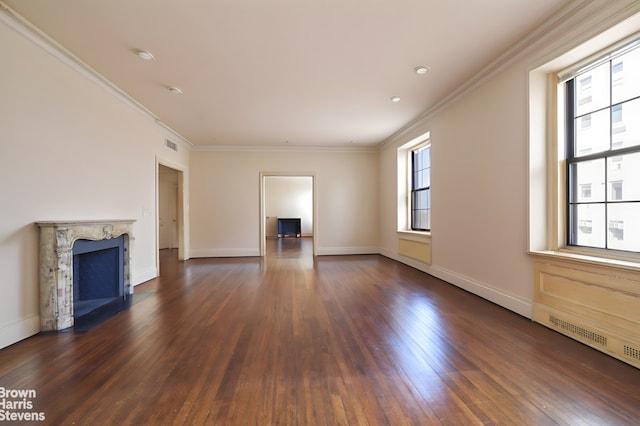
[1,242,640,425]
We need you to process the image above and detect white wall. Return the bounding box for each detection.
[265,176,313,236]
[189,150,378,257]
[0,17,189,348]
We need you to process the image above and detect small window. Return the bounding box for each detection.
[580,183,592,199]
[612,104,623,123]
[610,181,623,200]
[579,219,593,234]
[608,220,624,241]
[580,114,592,128]
[579,75,592,94]
[612,61,624,86]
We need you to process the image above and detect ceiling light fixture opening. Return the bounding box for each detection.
[135,49,155,61]
[390,96,401,102]
[168,87,182,95]
[415,66,430,75]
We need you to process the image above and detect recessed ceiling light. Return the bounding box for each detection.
[135,49,155,61]
[390,96,401,102]
[415,66,430,75]
[168,87,182,95]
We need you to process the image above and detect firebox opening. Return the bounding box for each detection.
[73,236,127,324]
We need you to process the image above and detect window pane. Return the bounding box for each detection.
[607,203,640,251]
[612,47,640,104]
[612,98,640,149]
[412,146,431,190]
[411,188,430,230]
[570,159,605,202]
[574,109,610,156]
[412,209,430,230]
[416,169,430,189]
[575,62,610,116]
[607,151,640,201]
[570,204,605,248]
[413,188,430,209]
[422,147,430,166]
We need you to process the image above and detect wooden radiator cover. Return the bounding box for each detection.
[532,255,640,369]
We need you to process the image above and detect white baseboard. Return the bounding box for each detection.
[316,246,380,256]
[0,314,40,349]
[430,265,532,319]
[382,250,532,319]
[190,248,261,258]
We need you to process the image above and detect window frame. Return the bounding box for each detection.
[396,132,431,235]
[410,142,431,231]
[564,40,640,254]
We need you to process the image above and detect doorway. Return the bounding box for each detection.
[157,162,186,273]
[260,173,316,257]
[159,165,178,250]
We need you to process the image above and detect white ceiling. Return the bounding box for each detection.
[4,0,570,148]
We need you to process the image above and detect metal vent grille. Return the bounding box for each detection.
[624,345,640,361]
[165,139,178,152]
[549,315,607,347]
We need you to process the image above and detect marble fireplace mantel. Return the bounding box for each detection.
[36,220,135,331]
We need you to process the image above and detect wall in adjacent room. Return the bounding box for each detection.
[265,176,313,236]
[189,149,378,257]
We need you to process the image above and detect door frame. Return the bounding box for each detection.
[259,172,317,257]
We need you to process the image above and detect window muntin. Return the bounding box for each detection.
[411,144,430,231]
[566,42,640,253]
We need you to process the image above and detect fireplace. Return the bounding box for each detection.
[277,218,301,238]
[36,220,135,331]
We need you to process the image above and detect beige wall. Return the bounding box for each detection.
[189,150,378,257]
[378,3,640,318]
[265,176,313,236]
[0,18,189,347]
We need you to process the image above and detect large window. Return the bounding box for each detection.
[565,40,640,252]
[411,144,431,231]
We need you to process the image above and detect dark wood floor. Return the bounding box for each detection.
[1,238,640,425]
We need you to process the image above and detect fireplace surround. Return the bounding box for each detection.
[36,220,135,331]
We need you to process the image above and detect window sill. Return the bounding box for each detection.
[529,249,640,273]
[397,230,431,242]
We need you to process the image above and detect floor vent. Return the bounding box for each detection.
[165,139,178,152]
[624,345,640,361]
[549,315,607,347]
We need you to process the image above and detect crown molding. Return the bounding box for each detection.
[191,144,378,153]
[0,1,193,148]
